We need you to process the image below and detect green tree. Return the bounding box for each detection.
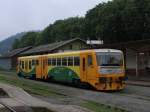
[12,39,20,49]
[12,0,150,49]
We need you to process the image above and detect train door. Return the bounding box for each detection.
[86,53,96,80]
[36,57,42,79]
[80,53,87,82]
[41,56,48,79]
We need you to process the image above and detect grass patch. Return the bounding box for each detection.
[80,100,127,112]
[0,72,64,97]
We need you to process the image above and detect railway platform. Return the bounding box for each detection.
[127,75,150,87]
[0,83,90,112]
[127,80,150,87]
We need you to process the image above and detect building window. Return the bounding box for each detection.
[74,57,80,66]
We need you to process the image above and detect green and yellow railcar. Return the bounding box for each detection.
[17,49,126,91]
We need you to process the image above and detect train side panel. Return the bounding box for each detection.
[80,51,99,87]
[47,53,81,83]
[17,49,126,91]
[18,57,36,79]
[36,56,48,79]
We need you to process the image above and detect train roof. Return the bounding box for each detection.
[94,49,122,53]
[18,49,122,59]
[18,55,45,59]
[46,49,122,56]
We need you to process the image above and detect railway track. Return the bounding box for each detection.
[1,102,17,112]
[0,102,33,112]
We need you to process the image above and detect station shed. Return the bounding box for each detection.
[96,39,150,79]
[0,46,32,70]
[21,38,90,56]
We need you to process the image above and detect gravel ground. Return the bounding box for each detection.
[31,81,150,112]
[0,83,91,112]
[0,71,150,112]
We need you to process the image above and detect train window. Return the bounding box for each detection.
[62,57,67,66]
[32,60,35,66]
[19,61,21,66]
[68,57,73,66]
[74,57,80,66]
[48,58,51,66]
[25,61,28,69]
[22,61,24,69]
[88,55,93,66]
[36,60,39,65]
[52,58,56,66]
[29,61,32,69]
[57,58,61,66]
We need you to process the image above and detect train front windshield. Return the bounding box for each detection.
[96,52,123,67]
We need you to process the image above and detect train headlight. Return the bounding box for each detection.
[99,69,108,74]
[118,69,124,74]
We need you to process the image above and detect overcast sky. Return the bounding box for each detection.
[0,0,109,41]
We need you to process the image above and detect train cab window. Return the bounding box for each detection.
[36,60,39,65]
[48,58,52,66]
[68,57,73,66]
[57,58,61,66]
[29,61,32,69]
[88,55,93,66]
[74,57,80,66]
[62,57,67,66]
[52,58,56,66]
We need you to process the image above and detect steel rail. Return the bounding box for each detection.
[1,102,17,112]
